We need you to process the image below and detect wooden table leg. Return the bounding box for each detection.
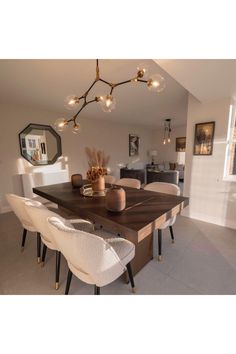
[124,233,153,280]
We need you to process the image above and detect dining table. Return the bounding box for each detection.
[33,182,189,276]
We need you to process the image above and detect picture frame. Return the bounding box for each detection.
[193,121,215,155]
[176,137,186,152]
[129,134,140,156]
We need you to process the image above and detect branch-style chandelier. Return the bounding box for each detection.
[163,118,172,144]
[54,60,166,134]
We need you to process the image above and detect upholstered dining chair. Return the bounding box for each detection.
[47,216,136,295]
[104,175,116,184]
[144,182,180,261]
[6,194,42,263]
[115,178,141,189]
[24,200,94,290]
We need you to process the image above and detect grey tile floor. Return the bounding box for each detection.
[1,211,236,295]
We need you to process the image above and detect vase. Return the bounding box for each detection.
[71,174,83,188]
[91,176,105,193]
[105,186,126,212]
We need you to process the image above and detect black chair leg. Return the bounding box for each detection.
[65,269,73,295]
[37,232,41,263]
[55,251,61,290]
[126,262,136,293]
[41,244,47,267]
[21,228,27,252]
[158,229,162,261]
[94,285,100,295]
[169,225,175,243]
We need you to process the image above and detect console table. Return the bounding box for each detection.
[120,168,145,184]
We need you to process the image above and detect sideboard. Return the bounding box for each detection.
[146,168,179,185]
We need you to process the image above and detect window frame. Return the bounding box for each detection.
[223,103,236,181]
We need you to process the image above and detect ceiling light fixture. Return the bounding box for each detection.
[163,118,172,144]
[54,60,166,133]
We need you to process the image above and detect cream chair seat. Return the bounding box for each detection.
[47,216,136,295]
[92,229,135,266]
[6,194,42,263]
[104,175,116,184]
[24,200,94,290]
[115,178,141,189]
[144,182,180,261]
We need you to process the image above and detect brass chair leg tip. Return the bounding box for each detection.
[157,255,162,262]
[131,287,136,294]
[55,282,59,290]
[37,257,41,264]
[41,262,44,267]
[21,247,24,252]
[172,239,175,244]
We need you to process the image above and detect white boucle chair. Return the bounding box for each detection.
[6,194,42,263]
[47,216,136,295]
[24,200,94,290]
[104,175,116,184]
[144,182,180,261]
[115,178,141,189]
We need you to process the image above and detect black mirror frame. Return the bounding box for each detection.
[19,123,62,166]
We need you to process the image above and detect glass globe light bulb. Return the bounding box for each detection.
[54,118,68,132]
[147,74,165,92]
[137,63,149,78]
[99,94,116,113]
[64,95,80,110]
[72,123,81,134]
[167,137,171,143]
[163,139,166,145]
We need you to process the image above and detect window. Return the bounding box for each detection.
[224,104,236,180]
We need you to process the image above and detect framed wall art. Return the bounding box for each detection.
[193,121,215,155]
[129,134,139,156]
[176,137,186,152]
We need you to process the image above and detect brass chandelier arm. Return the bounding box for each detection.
[72,98,97,121]
[109,77,148,94]
[114,78,137,87]
[99,78,112,86]
[96,59,99,79]
[83,79,97,98]
[137,79,148,83]
[73,102,87,120]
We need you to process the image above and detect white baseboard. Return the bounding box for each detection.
[183,210,236,230]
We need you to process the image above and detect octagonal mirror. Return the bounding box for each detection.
[19,123,62,166]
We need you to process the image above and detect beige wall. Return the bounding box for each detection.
[150,125,187,164]
[183,95,236,229]
[0,103,153,212]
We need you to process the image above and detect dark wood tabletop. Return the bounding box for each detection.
[33,182,189,243]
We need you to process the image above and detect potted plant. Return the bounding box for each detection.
[85,147,110,193]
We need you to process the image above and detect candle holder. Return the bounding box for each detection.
[71,174,83,188]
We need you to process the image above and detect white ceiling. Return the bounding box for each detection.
[0,59,188,128]
[156,59,236,102]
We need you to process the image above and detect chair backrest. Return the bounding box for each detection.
[24,200,65,249]
[144,182,180,196]
[47,216,126,287]
[104,175,116,184]
[5,193,36,231]
[115,178,141,189]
